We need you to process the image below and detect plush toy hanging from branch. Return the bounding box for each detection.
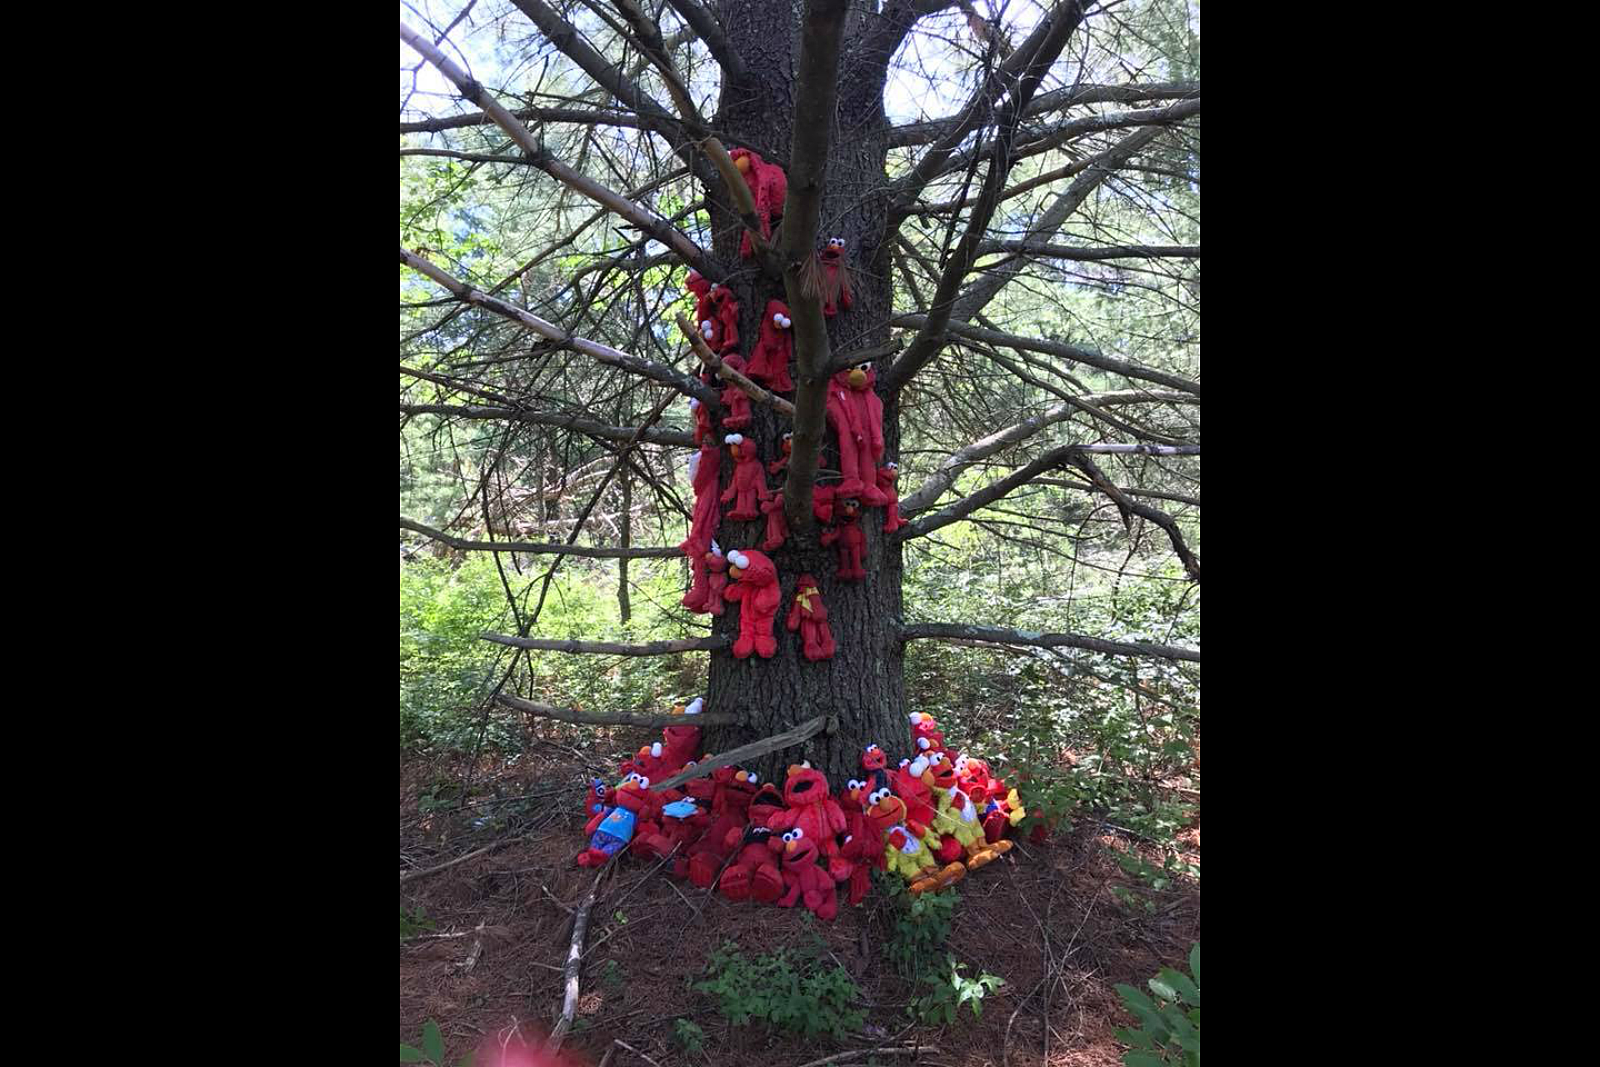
[768,431,792,478]
[786,573,836,660]
[702,284,740,353]
[680,440,722,613]
[821,496,867,581]
[721,434,771,520]
[687,397,711,447]
[728,148,787,260]
[719,355,754,431]
[760,494,788,551]
[747,300,795,391]
[703,540,729,616]
[724,548,780,659]
[825,361,886,503]
[878,463,909,532]
[801,237,854,317]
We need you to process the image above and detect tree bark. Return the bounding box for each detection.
[697,0,909,786]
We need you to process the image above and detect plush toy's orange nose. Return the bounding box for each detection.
[785,839,798,854]
[848,369,867,389]
[729,565,744,579]
[735,155,751,174]
[735,770,749,783]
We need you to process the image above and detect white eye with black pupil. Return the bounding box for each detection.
[748,773,758,784]
[638,776,650,788]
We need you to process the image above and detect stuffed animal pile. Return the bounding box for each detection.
[573,709,1031,916]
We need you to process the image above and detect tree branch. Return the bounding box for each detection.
[481,633,731,656]
[901,623,1199,663]
[889,315,1200,397]
[400,105,642,135]
[400,517,680,559]
[662,0,749,85]
[399,246,721,407]
[399,403,696,449]
[400,18,716,278]
[648,715,830,793]
[495,692,740,728]
[779,0,851,533]
[886,81,1200,146]
[675,314,796,417]
[978,241,1199,261]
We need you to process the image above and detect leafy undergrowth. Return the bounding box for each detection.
[400,750,1200,1067]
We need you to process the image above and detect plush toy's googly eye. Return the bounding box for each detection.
[909,713,923,724]
[856,362,871,373]
[637,775,650,788]
[866,743,880,753]
[917,738,930,750]
[792,826,804,839]
[898,758,910,768]
[847,778,862,791]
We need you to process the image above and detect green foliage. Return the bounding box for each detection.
[1115,943,1200,1067]
[399,554,701,754]
[672,1018,706,1057]
[399,1019,474,1066]
[908,956,1004,1025]
[693,940,866,1039]
[400,906,435,942]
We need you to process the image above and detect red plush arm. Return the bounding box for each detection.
[766,808,797,832]
[724,582,744,602]
[866,392,884,457]
[820,527,838,546]
[825,798,848,836]
[786,597,802,631]
[720,482,736,503]
[584,809,607,836]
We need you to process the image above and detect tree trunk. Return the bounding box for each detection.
[701,0,909,786]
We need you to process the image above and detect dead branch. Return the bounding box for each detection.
[546,864,607,1054]
[900,622,1200,663]
[399,836,518,884]
[401,517,680,558]
[495,692,741,728]
[675,314,796,416]
[482,633,731,656]
[399,403,696,448]
[795,1047,940,1067]
[648,715,829,793]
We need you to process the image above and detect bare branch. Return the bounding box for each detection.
[978,242,1199,260]
[495,693,740,728]
[889,315,1200,397]
[901,623,1199,663]
[400,18,716,277]
[887,81,1200,146]
[482,632,731,656]
[401,105,642,134]
[779,0,852,533]
[399,403,696,449]
[648,715,830,793]
[675,313,796,417]
[400,517,680,559]
[662,0,749,85]
[399,246,721,407]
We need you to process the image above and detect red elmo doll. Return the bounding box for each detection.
[687,397,710,447]
[765,765,848,868]
[703,542,729,616]
[729,148,787,259]
[824,362,886,503]
[701,284,739,353]
[680,442,722,612]
[719,355,753,431]
[719,782,787,902]
[836,778,879,906]
[776,827,842,920]
[786,574,836,661]
[684,765,763,886]
[724,548,781,658]
[747,299,795,391]
[821,496,867,582]
[878,463,908,532]
[721,435,770,520]
[768,432,792,478]
[818,237,853,317]
[760,494,788,552]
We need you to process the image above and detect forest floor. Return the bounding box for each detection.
[400,736,1199,1067]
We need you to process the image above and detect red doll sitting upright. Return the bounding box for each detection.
[765,763,849,875]
[776,826,843,920]
[703,541,729,616]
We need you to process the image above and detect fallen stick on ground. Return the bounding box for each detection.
[399,836,518,884]
[795,1046,940,1067]
[546,863,608,1053]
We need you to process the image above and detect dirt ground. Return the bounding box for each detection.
[400,740,1200,1067]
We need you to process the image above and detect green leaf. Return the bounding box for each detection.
[1116,1028,1157,1049]
[1124,1054,1169,1067]
[1148,976,1178,1001]
[1116,983,1157,1014]
[422,1020,444,1065]
[1161,967,1200,1005]
[1189,943,1200,986]
[399,1045,427,1063]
